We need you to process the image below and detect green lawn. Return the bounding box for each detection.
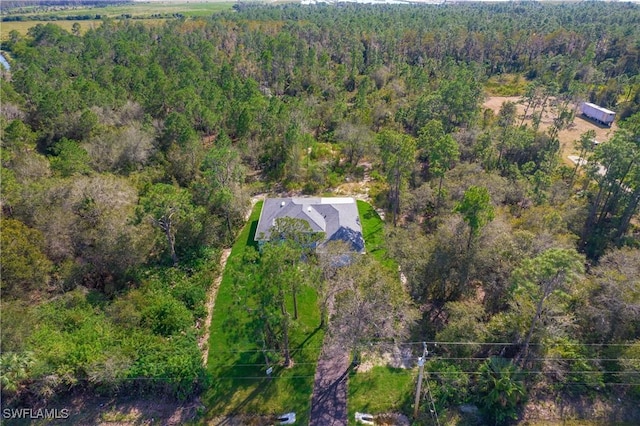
[204,200,401,423]
[348,366,416,425]
[357,199,396,270]
[350,201,413,423]
[204,201,324,424]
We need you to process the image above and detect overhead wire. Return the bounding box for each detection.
[205,340,640,354]
[9,341,639,386]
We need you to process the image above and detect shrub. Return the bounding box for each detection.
[142,294,193,337]
[476,357,526,425]
[426,360,470,410]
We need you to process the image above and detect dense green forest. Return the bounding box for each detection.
[1,2,639,423]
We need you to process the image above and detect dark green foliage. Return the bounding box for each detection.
[2,119,36,153]
[377,130,416,226]
[0,301,37,353]
[0,352,35,397]
[476,357,526,426]
[137,183,205,266]
[49,138,92,177]
[171,278,208,319]
[426,360,470,411]
[581,113,640,259]
[1,0,640,417]
[142,293,193,337]
[127,332,209,400]
[543,338,603,395]
[8,262,214,401]
[454,185,495,249]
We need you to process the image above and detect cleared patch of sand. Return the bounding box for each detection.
[483,96,618,165]
[358,346,415,372]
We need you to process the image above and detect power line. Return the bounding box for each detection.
[17,375,640,386]
[211,362,319,367]
[206,346,326,353]
[398,341,640,347]
[204,339,640,354]
[422,356,640,362]
[425,371,640,375]
[7,341,634,356]
[423,344,441,426]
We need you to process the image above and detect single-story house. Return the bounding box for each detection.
[255,197,366,253]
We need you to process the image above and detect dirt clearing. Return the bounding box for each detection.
[483,96,618,165]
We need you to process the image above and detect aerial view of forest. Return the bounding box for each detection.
[1,1,639,425]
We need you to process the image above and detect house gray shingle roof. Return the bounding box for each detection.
[255,197,365,253]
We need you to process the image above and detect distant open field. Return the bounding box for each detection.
[2,20,112,37]
[0,0,234,40]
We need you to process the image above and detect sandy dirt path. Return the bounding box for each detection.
[200,194,266,366]
[200,247,232,366]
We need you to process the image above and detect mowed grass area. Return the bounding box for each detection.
[357,200,385,260]
[350,201,414,422]
[348,366,415,425]
[0,2,234,40]
[204,200,324,424]
[357,199,396,270]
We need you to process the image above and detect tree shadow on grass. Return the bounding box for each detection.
[245,219,259,250]
[212,376,275,426]
[362,223,383,244]
[362,207,380,221]
[290,324,322,359]
[205,324,323,424]
[358,202,384,249]
[205,350,271,419]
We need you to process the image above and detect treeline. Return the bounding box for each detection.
[234,2,640,108]
[2,14,103,22]
[1,0,128,9]
[0,2,639,420]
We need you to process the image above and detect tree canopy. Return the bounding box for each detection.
[1,2,639,421]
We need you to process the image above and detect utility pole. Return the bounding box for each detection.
[413,342,428,419]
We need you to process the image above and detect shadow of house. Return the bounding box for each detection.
[255,197,366,256]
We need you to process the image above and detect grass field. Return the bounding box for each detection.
[1,19,156,38]
[0,1,234,40]
[348,366,415,425]
[357,199,397,271]
[484,73,528,97]
[350,201,414,423]
[203,201,324,424]
[204,200,398,423]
